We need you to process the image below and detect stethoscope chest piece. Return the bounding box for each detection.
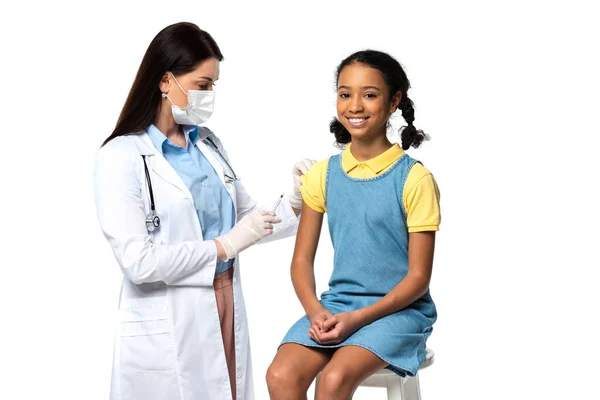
[146,210,160,232]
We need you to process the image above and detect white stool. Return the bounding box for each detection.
[359,348,434,400]
[315,348,434,400]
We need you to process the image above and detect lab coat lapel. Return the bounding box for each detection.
[135,133,194,200]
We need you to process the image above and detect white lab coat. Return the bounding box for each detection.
[93,128,299,400]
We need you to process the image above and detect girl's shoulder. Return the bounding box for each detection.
[407,160,434,181]
[304,157,331,182]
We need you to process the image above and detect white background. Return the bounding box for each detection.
[1,0,599,399]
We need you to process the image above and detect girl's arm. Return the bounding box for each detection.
[315,231,435,343]
[355,231,435,326]
[290,201,325,319]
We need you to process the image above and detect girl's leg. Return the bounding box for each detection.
[315,346,387,400]
[267,343,333,400]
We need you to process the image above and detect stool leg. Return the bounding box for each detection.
[400,374,422,400]
[385,376,403,400]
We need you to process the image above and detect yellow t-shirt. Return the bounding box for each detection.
[300,143,441,232]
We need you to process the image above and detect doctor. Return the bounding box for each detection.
[94,22,314,400]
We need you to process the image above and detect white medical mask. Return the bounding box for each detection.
[162,72,215,126]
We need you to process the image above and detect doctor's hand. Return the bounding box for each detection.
[289,158,317,210]
[214,211,282,261]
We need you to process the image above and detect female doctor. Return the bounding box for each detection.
[93,22,313,400]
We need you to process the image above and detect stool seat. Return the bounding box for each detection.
[360,348,435,388]
[315,347,435,399]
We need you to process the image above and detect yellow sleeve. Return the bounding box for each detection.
[299,158,329,213]
[403,163,441,232]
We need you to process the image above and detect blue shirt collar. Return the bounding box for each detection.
[146,124,200,155]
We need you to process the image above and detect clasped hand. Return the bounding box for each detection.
[308,309,361,345]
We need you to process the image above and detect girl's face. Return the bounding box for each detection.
[336,63,400,140]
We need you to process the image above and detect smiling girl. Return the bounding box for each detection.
[266,50,441,400]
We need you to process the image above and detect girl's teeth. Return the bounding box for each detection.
[350,118,365,123]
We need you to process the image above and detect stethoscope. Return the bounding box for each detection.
[204,137,240,184]
[142,136,240,233]
[142,155,161,233]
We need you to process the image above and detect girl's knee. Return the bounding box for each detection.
[317,365,355,396]
[266,361,307,393]
[265,362,286,390]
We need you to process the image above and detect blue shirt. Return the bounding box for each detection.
[147,124,235,273]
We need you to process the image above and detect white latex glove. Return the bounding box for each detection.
[214,210,282,261]
[289,158,317,210]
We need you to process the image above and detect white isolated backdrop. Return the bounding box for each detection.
[0,1,598,399]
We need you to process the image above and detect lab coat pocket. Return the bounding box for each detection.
[118,304,177,373]
[118,304,180,399]
[120,370,179,400]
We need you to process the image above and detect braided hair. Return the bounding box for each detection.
[330,50,429,150]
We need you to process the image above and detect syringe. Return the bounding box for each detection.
[271,193,284,213]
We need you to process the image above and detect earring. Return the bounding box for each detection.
[161,92,167,98]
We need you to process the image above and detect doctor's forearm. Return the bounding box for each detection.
[115,239,219,286]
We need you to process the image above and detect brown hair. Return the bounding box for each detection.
[102,22,223,146]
